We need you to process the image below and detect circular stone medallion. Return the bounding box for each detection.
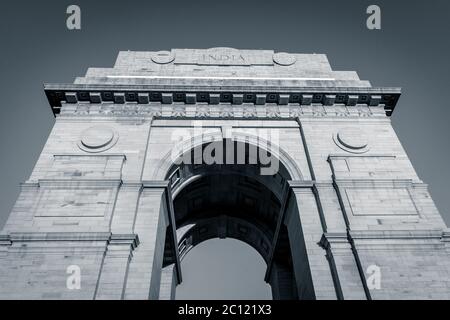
[273,52,297,66]
[151,51,175,64]
[333,127,369,153]
[78,126,118,153]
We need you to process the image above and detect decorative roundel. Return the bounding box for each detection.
[273,52,297,66]
[151,51,175,64]
[78,126,118,153]
[333,127,369,154]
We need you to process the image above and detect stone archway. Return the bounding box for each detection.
[157,139,323,300]
[171,173,299,299]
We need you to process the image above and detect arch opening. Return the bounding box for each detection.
[161,140,312,300]
[175,238,272,300]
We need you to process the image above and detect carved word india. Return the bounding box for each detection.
[201,53,246,64]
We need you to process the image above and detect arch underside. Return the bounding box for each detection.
[161,141,311,300]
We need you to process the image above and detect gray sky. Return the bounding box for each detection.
[176,239,271,299]
[0,0,449,299]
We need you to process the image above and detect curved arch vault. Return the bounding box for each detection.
[158,140,318,300]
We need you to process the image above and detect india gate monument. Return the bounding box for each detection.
[0,47,449,300]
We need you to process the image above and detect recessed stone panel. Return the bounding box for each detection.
[46,155,125,180]
[329,155,404,179]
[345,187,418,216]
[34,187,115,217]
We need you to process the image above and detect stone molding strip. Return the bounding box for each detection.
[57,102,388,120]
[44,84,401,116]
[349,230,445,240]
[0,232,139,248]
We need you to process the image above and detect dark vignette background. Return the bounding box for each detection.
[0,0,449,299]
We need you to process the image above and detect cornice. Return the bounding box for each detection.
[44,83,401,117]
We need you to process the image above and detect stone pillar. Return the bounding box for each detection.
[268,261,297,300]
[95,235,139,299]
[110,183,143,234]
[319,233,367,299]
[159,263,178,300]
[123,183,169,299]
[94,182,142,299]
[313,183,368,299]
[285,182,338,300]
